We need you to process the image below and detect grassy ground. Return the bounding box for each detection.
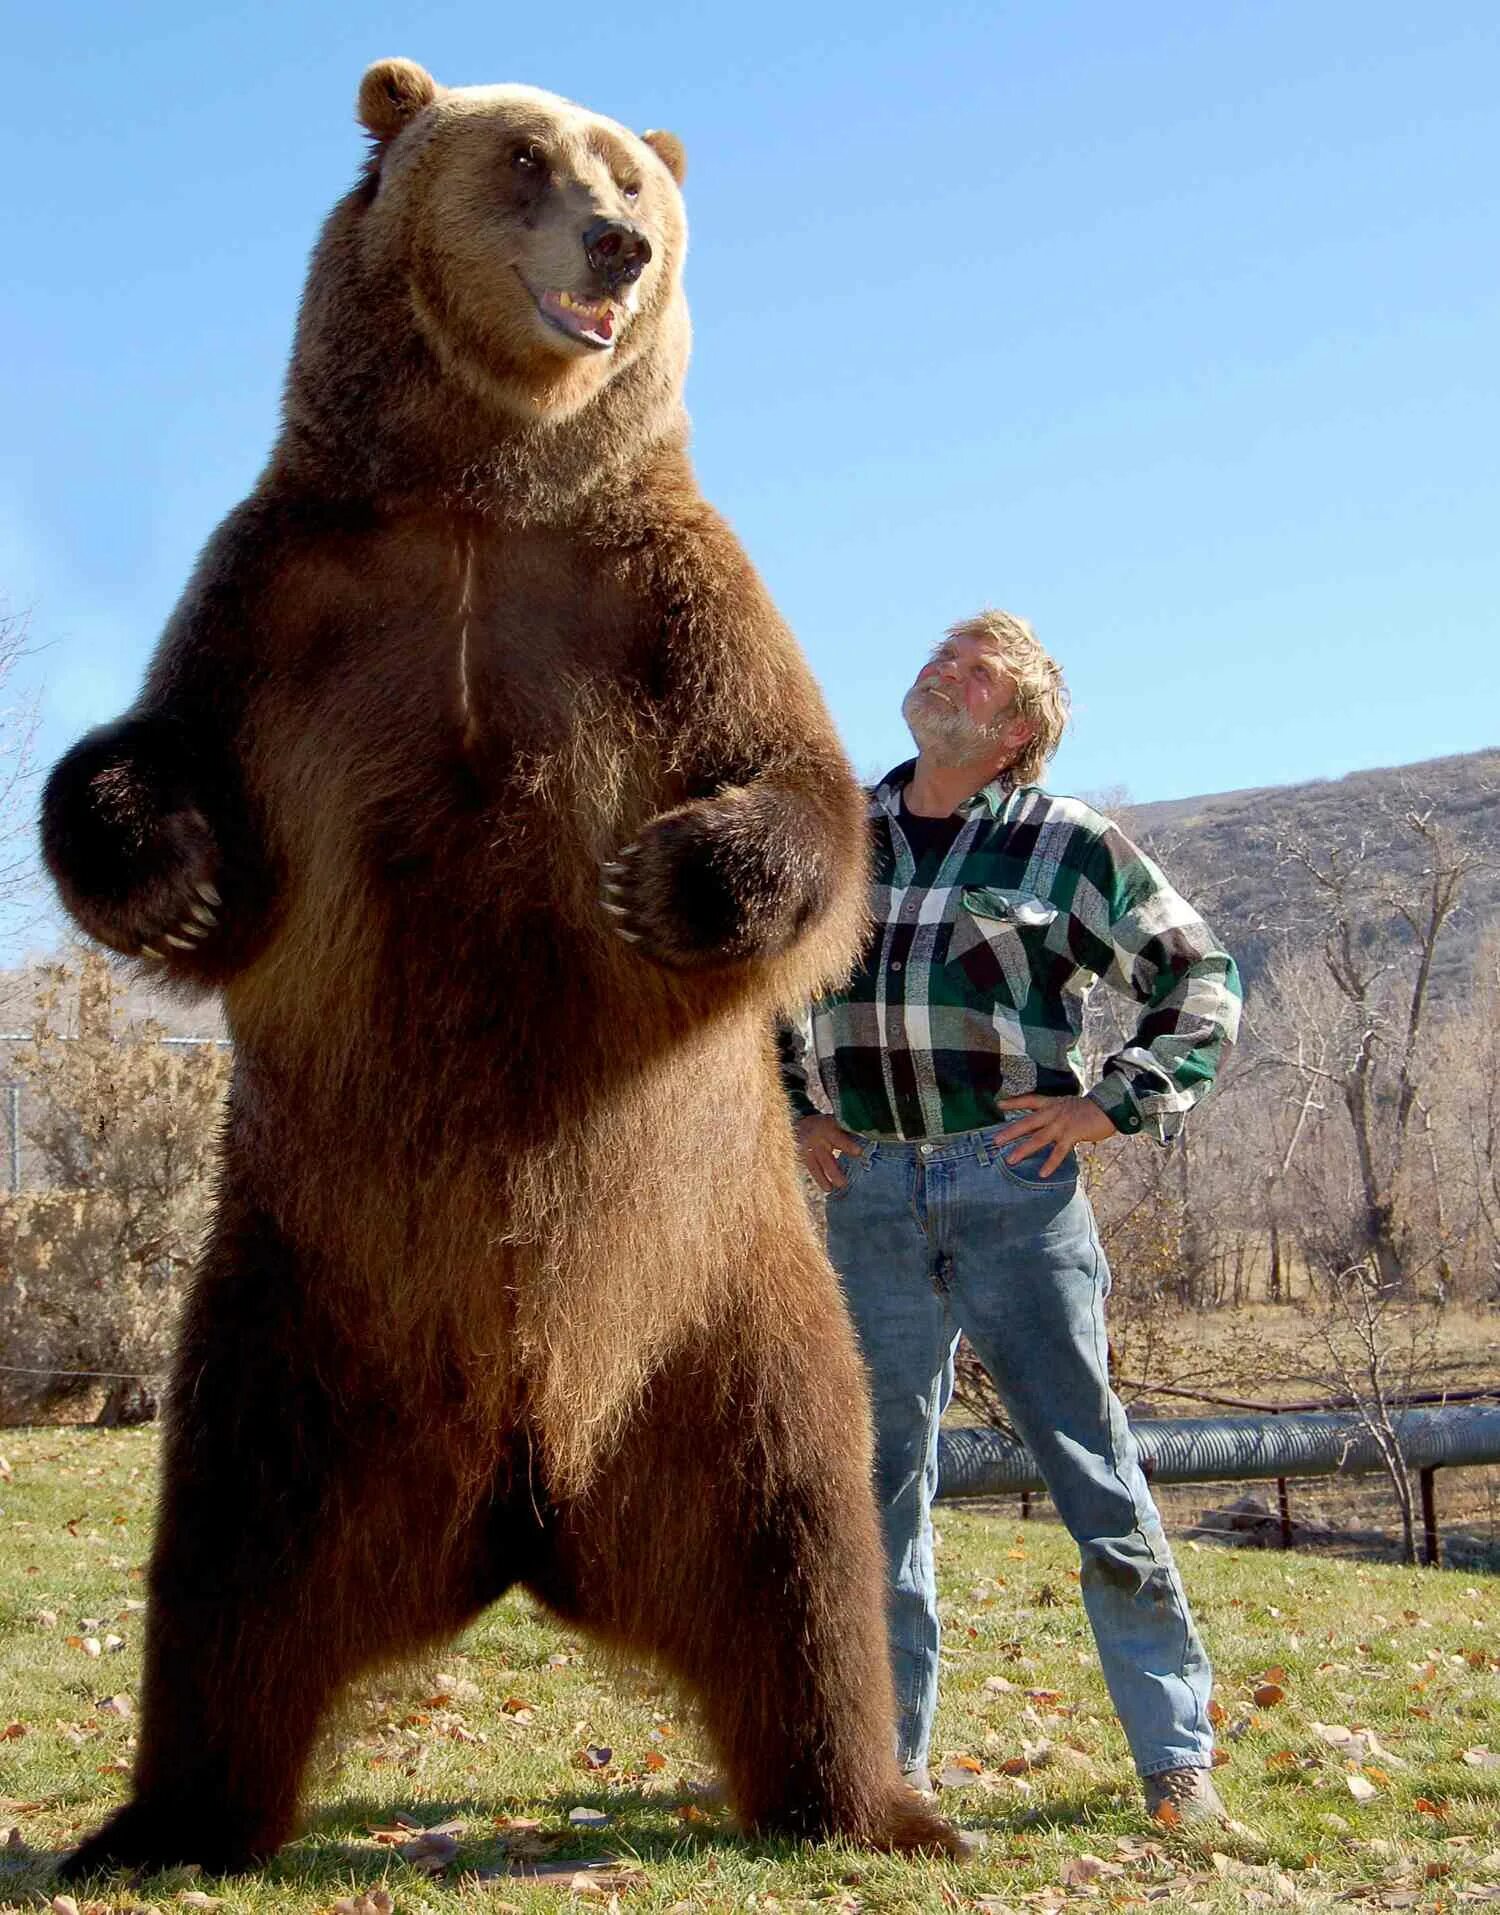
[1,1427,1497,1913]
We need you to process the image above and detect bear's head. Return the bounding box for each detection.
[282,61,693,507]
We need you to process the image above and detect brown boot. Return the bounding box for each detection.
[1143,1766,1230,1828]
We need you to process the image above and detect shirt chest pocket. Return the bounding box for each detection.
[946,887,1058,1007]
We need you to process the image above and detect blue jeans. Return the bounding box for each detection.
[824,1121,1214,1779]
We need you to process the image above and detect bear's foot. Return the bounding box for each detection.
[743,1782,972,1860]
[57,1799,276,1882]
[863,1785,976,1860]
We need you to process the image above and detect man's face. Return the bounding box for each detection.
[902,634,1035,767]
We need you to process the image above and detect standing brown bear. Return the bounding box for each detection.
[43,62,962,1877]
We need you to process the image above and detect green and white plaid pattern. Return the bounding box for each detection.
[780,760,1242,1143]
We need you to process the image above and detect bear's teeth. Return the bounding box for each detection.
[553,290,608,319]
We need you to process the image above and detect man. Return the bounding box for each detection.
[779,610,1242,1824]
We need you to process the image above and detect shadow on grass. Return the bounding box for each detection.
[297,1784,735,1873]
[9,1782,1057,1899]
[10,1788,842,1900]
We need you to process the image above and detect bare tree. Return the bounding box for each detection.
[1435,927,1500,1301]
[1261,791,1489,1293]
[0,604,40,942]
[1299,1259,1443,1564]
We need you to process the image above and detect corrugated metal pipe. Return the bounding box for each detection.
[935,1405,1500,1500]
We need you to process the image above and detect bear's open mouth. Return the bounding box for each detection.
[534,286,618,351]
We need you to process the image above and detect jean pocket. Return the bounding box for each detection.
[825,1142,878,1201]
[989,1128,1079,1191]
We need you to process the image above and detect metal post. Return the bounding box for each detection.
[1020,1490,1031,1521]
[1277,1476,1293,1549]
[1420,1466,1439,1567]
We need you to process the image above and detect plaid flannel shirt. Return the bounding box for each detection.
[779,761,1242,1143]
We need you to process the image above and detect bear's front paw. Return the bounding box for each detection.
[600,798,769,969]
[83,806,226,965]
[42,718,239,970]
[52,796,226,972]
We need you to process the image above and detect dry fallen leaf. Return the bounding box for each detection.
[571,1868,647,1898]
[398,1828,459,1872]
[1253,1682,1288,1708]
[936,1761,983,1789]
[427,1671,480,1703]
[1059,1855,1122,1887]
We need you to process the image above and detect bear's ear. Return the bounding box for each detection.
[358,58,441,144]
[642,129,686,185]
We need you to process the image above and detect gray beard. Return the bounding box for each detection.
[901,685,1005,766]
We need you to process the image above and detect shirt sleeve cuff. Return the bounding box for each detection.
[1087,1072,1148,1137]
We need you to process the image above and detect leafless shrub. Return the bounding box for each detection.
[0,951,229,1425]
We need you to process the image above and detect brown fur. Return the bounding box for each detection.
[43,63,962,1876]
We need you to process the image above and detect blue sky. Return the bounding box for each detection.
[3,2,1498,950]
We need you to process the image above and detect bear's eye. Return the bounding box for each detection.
[620,179,641,202]
[511,143,545,174]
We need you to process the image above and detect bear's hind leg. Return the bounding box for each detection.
[535,1307,967,1858]
[60,1207,504,1881]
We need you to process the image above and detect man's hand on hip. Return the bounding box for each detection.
[794,1114,867,1194]
[995,1094,1117,1178]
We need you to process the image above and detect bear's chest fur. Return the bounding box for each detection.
[251,511,679,905]
[276,515,658,748]
[225,506,702,1072]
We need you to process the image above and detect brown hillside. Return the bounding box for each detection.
[1126,746,1500,998]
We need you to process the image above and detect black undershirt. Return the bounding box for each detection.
[898,791,965,869]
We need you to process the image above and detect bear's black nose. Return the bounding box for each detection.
[582,218,652,290]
